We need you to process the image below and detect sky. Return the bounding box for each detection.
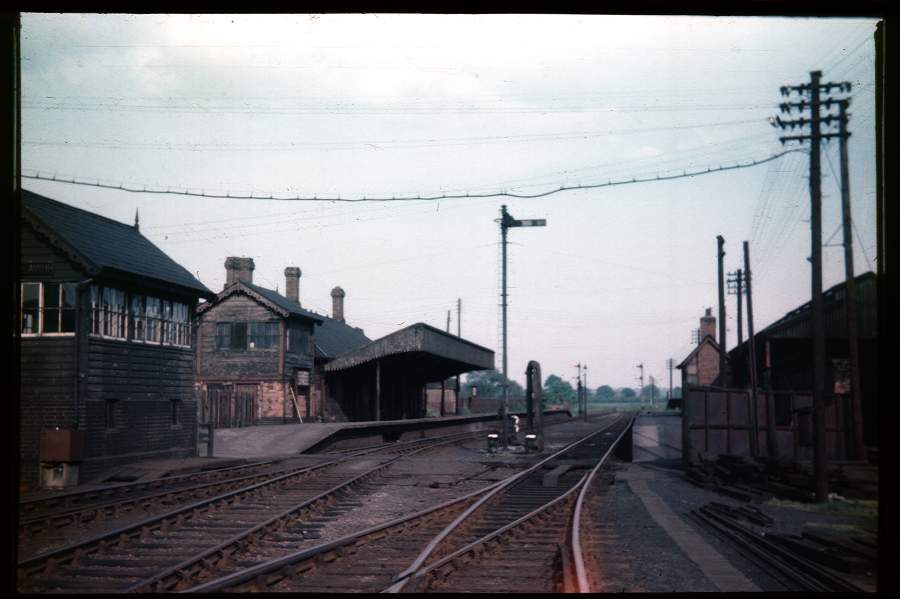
[20,14,880,391]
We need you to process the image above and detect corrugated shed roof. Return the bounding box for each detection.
[757,271,878,340]
[315,316,371,359]
[22,190,214,298]
[324,322,494,372]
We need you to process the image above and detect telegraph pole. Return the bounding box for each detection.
[583,365,588,421]
[744,242,761,457]
[636,363,644,406]
[837,99,866,461]
[717,236,727,383]
[455,298,461,414]
[667,358,674,404]
[727,270,744,348]
[446,310,451,333]
[775,72,851,501]
[574,363,583,419]
[649,375,656,408]
[499,205,546,445]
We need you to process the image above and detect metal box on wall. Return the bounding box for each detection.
[39,429,85,463]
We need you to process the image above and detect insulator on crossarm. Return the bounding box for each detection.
[780,86,789,97]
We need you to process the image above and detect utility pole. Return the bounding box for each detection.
[649,375,656,408]
[574,363,583,419]
[744,242,761,457]
[717,235,728,384]
[446,310,451,333]
[582,365,588,421]
[635,363,644,407]
[775,72,851,501]
[727,269,744,348]
[837,98,866,461]
[499,205,546,445]
[667,358,674,404]
[456,298,461,414]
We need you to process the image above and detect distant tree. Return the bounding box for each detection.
[594,385,615,402]
[544,374,576,407]
[461,369,525,400]
[672,386,683,399]
[619,387,637,401]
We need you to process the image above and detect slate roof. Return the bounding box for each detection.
[242,281,325,323]
[676,335,728,370]
[315,316,372,360]
[196,280,324,323]
[22,190,214,298]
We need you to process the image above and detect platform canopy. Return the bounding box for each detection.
[324,322,494,380]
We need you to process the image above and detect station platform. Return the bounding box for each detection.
[211,410,572,458]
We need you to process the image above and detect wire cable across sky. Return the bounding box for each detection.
[22,148,806,203]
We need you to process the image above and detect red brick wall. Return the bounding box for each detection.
[697,342,721,386]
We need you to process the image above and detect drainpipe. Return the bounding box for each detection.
[73,278,93,429]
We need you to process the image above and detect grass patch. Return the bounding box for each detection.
[765,497,878,519]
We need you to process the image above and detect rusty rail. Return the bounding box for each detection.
[177,415,626,593]
[16,431,478,592]
[386,413,635,593]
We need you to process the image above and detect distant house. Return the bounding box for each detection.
[677,308,729,388]
[19,190,216,487]
[195,258,370,426]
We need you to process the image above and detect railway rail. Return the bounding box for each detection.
[17,431,477,547]
[178,412,634,594]
[16,431,478,592]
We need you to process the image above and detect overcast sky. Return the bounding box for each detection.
[21,13,880,390]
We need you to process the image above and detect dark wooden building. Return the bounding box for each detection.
[195,260,371,426]
[727,271,879,447]
[18,191,215,488]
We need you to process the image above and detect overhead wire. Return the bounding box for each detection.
[22,148,805,203]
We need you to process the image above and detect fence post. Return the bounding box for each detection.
[207,422,215,457]
[614,417,634,462]
[682,387,692,468]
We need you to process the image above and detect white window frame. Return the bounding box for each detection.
[20,282,77,337]
[130,293,145,344]
[144,296,162,345]
[91,285,128,341]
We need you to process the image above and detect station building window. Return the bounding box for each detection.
[89,285,190,347]
[215,321,278,350]
[20,282,76,336]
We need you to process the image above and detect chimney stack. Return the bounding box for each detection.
[224,257,254,288]
[284,267,302,305]
[331,286,345,322]
[700,307,716,343]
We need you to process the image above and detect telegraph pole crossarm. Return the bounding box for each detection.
[774,72,852,501]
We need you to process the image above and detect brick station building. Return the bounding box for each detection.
[18,191,215,487]
[195,258,370,426]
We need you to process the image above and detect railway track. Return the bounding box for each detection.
[16,431,478,593]
[178,412,634,594]
[17,431,476,552]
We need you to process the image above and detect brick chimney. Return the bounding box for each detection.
[331,286,345,322]
[284,267,302,305]
[700,307,716,343]
[224,257,254,288]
